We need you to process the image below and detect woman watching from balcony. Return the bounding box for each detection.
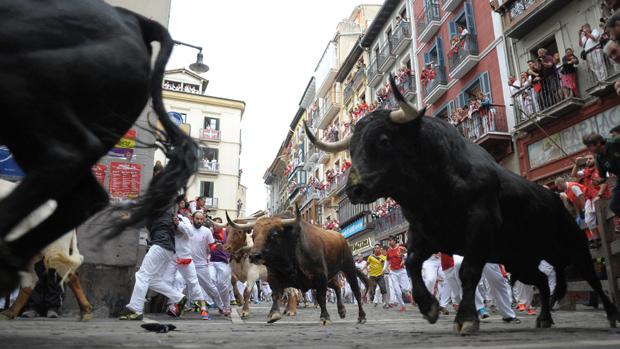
[560,48,580,98]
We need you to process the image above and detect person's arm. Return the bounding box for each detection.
[596,182,608,200]
[205,228,217,253]
[570,159,581,178]
[571,186,586,212]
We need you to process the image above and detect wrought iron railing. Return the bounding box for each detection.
[378,42,392,69]
[373,207,408,236]
[390,21,412,50]
[456,105,509,142]
[416,1,441,35]
[368,58,380,83]
[448,34,479,72]
[423,66,447,97]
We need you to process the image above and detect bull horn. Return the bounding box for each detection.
[388,74,426,124]
[207,218,227,230]
[226,211,255,231]
[280,203,301,226]
[304,121,351,154]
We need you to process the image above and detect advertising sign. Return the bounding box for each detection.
[109,162,141,199]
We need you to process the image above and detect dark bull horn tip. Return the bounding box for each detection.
[388,73,423,124]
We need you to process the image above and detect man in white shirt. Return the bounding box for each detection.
[162,212,210,320]
[581,24,607,81]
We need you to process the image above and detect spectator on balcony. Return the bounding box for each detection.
[559,48,580,98]
[537,48,557,106]
[526,60,543,111]
[477,92,493,133]
[356,57,366,70]
[458,24,470,52]
[580,23,608,81]
[606,10,620,41]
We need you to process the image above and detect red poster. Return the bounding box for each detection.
[109,162,142,199]
[92,164,107,186]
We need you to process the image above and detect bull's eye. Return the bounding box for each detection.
[268,231,278,240]
[377,134,391,150]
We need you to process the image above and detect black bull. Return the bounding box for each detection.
[306,75,619,334]
[0,1,198,294]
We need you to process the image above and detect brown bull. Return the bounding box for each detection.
[228,207,369,324]
[223,224,299,319]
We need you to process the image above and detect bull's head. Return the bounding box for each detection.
[305,74,426,204]
[227,208,298,266]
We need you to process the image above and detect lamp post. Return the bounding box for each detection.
[173,40,210,73]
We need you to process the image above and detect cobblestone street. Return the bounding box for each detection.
[2,303,620,348]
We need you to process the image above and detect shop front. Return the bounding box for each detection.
[517,97,620,183]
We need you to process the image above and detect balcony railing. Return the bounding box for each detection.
[301,187,320,208]
[456,105,509,142]
[323,169,349,198]
[378,42,394,72]
[199,161,220,173]
[512,69,584,126]
[368,58,383,86]
[343,83,354,103]
[423,66,447,97]
[448,34,479,74]
[396,75,416,99]
[352,67,367,89]
[585,51,620,97]
[390,21,412,55]
[374,207,408,236]
[416,2,442,42]
[499,0,565,39]
[310,107,321,129]
[200,128,221,142]
[205,197,218,209]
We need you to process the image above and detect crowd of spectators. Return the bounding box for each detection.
[163,80,201,95]
[371,198,400,219]
[447,91,495,141]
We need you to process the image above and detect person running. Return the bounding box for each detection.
[208,217,233,315]
[354,254,368,303]
[583,132,620,216]
[367,244,388,308]
[386,236,412,312]
[475,263,521,324]
[120,203,187,320]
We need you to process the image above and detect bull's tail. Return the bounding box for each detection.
[105,15,198,238]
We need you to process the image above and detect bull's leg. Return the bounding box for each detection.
[231,274,243,306]
[1,175,107,295]
[327,279,346,319]
[283,289,298,316]
[455,256,485,335]
[405,245,437,323]
[315,286,331,325]
[526,270,554,328]
[240,283,253,319]
[342,266,367,323]
[267,288,283,323]
[67,272,93,321]
[0,287,32,320]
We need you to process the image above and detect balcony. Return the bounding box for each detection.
[309,107,321,130]
[315,42,338,97]
[198,160,220,174]
[205,197,218,209]
[316,93,342,130]
[390,21,412,56]
[374,207,409,237]
[585,53,620,97]
[378,42,396,72]
[422,66,448,105]
[396,75,416,102]
[352,68,366,89]
[199,128,221,142]
[343,83,354,104]
[512,72,585,132]
[456,105,513,161]
[368,59,383,87]
[448,35,480,80]
[495,0,565,39]
[416,2,442,43]
[441,0,464,12]
[287,166,307,201]
[301,187,320,208]
[318,150,330,164]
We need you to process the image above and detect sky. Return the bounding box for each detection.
[166,0,381,214]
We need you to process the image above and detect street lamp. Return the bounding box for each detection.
[173,40,209,73]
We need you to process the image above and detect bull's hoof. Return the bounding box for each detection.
[338,308,346,319]
[0,311,15,321]
[267,311,282,323]
[608,313,619,328]
[423,302,440,324]
[284,310,296,317]
[357,317,366,324]
[80,313,93,322]
[535,317,553,328]
[459,320,480,335]
[320,318,332,326]
[240,310,250,319]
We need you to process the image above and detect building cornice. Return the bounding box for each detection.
[162,90,246,116]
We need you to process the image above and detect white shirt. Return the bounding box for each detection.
[355,260,368,275]
[188,224,215,267]
[571,185,584,198]
[175,216,194,259]
[581,29,602,51]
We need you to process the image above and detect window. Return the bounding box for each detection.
[457,71,492,106]
[374,46,380,63]
[529,37,558,60]
[200,181,214,198]
[424,37,445,69]
[200,147,219,162]
[386,28,393,47]
[204,117,220,130]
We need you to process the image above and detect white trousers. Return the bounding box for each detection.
[163,260,205,304]
[538,260,556,295]
[196,264,223,309]
[422,257,441,295]
[584,199,597,231]
[513,281,534,307]
[475,263,516,319]
[444,255,463,305]
[127,245,184,314]
[389,268,411,306]
[209,262,231,308]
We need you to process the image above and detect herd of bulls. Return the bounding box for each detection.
[0,0,619,336]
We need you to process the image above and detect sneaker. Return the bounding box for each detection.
[503,317,521,324]
[167,296,187,318]
[200,310,210,320]
[526,308,537,316]
[254,300,260,305]
[46,309,59,318]
[192,301,201,313]
[398,306,406,312]
[119,309,143,320]
[478,308,490,319]
[230,300,238,306]
[382,304,390,309]
[21,309,38,318]
[516,303,526,312]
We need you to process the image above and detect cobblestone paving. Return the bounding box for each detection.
[1,303,620,348]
